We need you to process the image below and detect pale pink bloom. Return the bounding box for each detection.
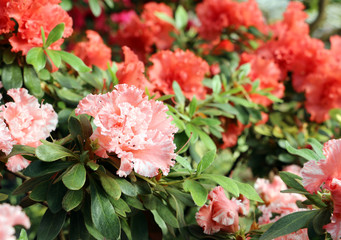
[75,84,177,177]
[301,139,341,239]
[0,88,58,172]
[232,195,250,216]
[196,186,244,235]
[283,164,302,176]
[0,203,30,240]
[255,176,287,204]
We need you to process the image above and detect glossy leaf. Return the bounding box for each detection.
[62,164,86,190]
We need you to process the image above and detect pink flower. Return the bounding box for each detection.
[196,186,247,235]
[111,10,135,24]
[0,203,30,240]
[116,46,153,91]
[301,139,341,239]
[72,30,112,70]
[0,88,58,172]
[148,49,209,100]
[75,84,177,177]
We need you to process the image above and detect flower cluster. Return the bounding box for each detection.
[75,84,177,177]
[0,89,58,172]
[196,186,249,234]
[0,203,30,240]
[1,0,73,55]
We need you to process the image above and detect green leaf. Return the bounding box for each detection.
[3,49,16,64]
[172,81,185,106]
[1,64,23,90]
[26,47,46,72]
[36,141,76,162]
[47,181,67,213]
[63,190,83,211]
[111,198,131,217]
[37,210,66,240]
[279,171,306,192]
[89,0,101,17]
[312,208,331,235]
[30,181,49,201]
[123,195,144,210]
[188,96,197,118]
[197,130,216,151]
[62,164,86,190]
[197,150,216,174]
[307,138,325,160]
[46,49,62,68]
[98,172,121,200]
[175,155,192,170]
[285,141,320,161]
[70,211,89,240]
[1,145,35,160]
[12,175,52,195]
[23,160,73,177]
[211,75,222,94]
[56,88,84,105]
[18,229,28,240]
[41,27,46,45]
[90,180,121,240]
[23,65,43,97]
[199,174,239,197]
[155,12,175,26]
[103,0,114,8]
[175,5,188,29]
[45,23,65,47]
[183,179,207,206]
[0,193,8,201]
[155,199,179,228]
[234,180,263,202]
[59,51,91,72]
[69,115,93,140]
[260,210,319,240]
[115,178,137,197]
[131,212,149,240]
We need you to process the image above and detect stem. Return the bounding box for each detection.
[5,169,28,181]
[310,0,329,34]
[136,174,157,186]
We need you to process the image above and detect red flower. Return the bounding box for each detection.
[6,0,73,55]
[73,30,111,70]
[148,49,209,100]
[240,53,284,107]
[116,46,153,91]
[141,2,175,50]
[220,119,244,149]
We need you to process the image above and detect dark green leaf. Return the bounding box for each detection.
[183,179,207,206]
[26,47,46,72]
[156,199,179,228]
[23,160,73,177]
[63,190,83,211]
[98,172,121,200]
[1,64,23,90]
[12,175,52,195]
[131,212,148,240]
[279,171,306,192]
[207,103,238,115]
[123,195,144,210]
[37,210,66,240]
[36,141,76,162]
[30,181,49,201]
[260,210,319,240]
[3,49,16,64]
[62,164,86,190]
[90,180,121,240]
[23,65,43,97]
[59,51,91,72]
[70,211,89,240]
[47,181,67,213]
[0,193,8,201]
[45,23,65,47]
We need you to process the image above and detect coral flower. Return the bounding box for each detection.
[116,46,153,91]
[0,89,58,172]
[301,139,341,239]
[75,84,177,177]
[6,0,73,55]
[0,203,30,240]
[73,30,112,70]
[196,186,246,234]
[220,119,245,149]
[148,49,209,100]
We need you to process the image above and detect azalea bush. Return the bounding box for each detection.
[1,0,341,239]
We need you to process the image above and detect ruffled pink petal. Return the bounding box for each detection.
[0,119,15,155]
[301,160,326,193]
[75,93,109,117]
[6,155,30,172]
[0,203,30,228]
[195,204,221,235]
[324,215,341,240]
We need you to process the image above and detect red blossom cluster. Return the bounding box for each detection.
[0,0,73,55]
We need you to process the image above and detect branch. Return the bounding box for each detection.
[310,0,329,34]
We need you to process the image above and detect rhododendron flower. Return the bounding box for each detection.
[0,88,58,172]
[148,49,209,100]
[116,46,153,91]
[75,84,177,177]
[256,167,308,239]
[240,53,284,107]
[196,186,247,234]
[5,0,73,55]
[111,10,135,24]
[0,203,30,240]
[220,119,244,149]
[73,30,112,70]
[196,0,267,41]
[301,139,341,239]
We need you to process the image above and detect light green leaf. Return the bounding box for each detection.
[183,179,207,206]
[46,49,62,68]
[36,141,76,162]
[26,47,46,72]
[89,0,101,17]
[197,150,216,174]
[175,5,188,29]
[199,174,239,197]
[59,51,91,72]
[45,23,65,47]
[234,180,263,202]
[285,141,320,161]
